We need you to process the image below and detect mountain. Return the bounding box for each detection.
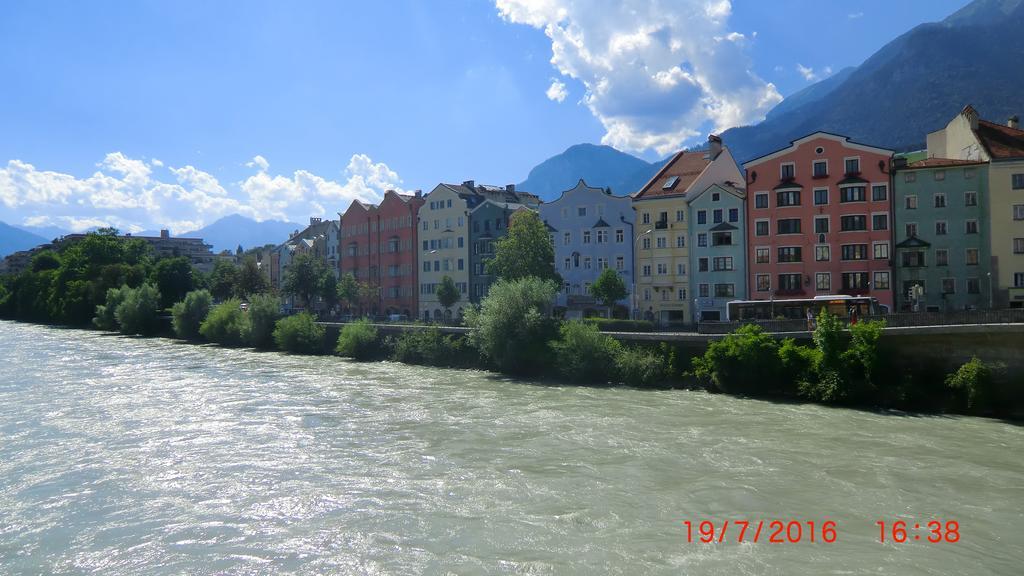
[518,143,665,201]
[0,222,48,258]
[721,0,1024,162]
[764,67,855,121]
[181,214,303,253]
[18,224,69,242]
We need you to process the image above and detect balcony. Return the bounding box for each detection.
[654,219,669,230]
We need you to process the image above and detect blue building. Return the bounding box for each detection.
[539,180,634,318]
[687,182,747,321]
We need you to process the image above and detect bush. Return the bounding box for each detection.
[550,321,621,383]
[690,324,783,394]
[200,299,246,346]
[114,283,162,335]
[465,276,559,375]
[171,289,212,340]
[614,346,667,387]
[241,293,281,349]
[844,319,886,393]
[391,328,473,367]
[583,318,655,332]
[274,312,326,354]
[334,318,377,359]
[945,357,994,413]
[94,285,129,330]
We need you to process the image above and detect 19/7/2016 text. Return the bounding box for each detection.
[684,519,961,544]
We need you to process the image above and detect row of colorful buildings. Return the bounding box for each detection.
[266,105,1024,324]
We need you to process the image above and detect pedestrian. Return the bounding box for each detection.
[806,308,815,331]
[849,304,859,325]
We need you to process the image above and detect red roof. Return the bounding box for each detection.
[975,120,1024,160]
[633,151,710,199]
[906,157,987,168]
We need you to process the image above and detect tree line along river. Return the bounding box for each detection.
[0,321,1022,575]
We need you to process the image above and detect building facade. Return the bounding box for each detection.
[632,135,743,325]
[688,182,747,321]
[539,180,634,318]
[925,106,1024,308]
[892,158,991,311]
[271,217,340,310]
[339,190,423,318]
[743,132,895,311]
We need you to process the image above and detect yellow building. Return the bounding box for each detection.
[927,106,1024,307]
[631,136,743,324]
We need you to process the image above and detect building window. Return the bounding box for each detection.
[642,212,651,224]
[642,237,651,250]
[1015,238,1024,254]
[777,218,801,234]
[583,230,591,244]
[672,209,683,222]
[844,158,860,175]
[873,242,889,260]
[934,193,946,208]
[842,272,869,290]
[778,246,802,263]
[656,263,667,275]
[676,235,686,248]
[642,264,651,276]
[872,213,889,230]
[815,273,831,291]
[814,188,829,205]
[678,288,687,300]
[967,278,980,294]
[584,257,592,269]
[942,278,956,294]
[815,245,831,262]
[872,185,888,201]
[874,271,890,291]
[813,160,828,178]
[613,256,624,271]
[1012,174,1024,189]
[965,220,978,234]
[814,216,829,234]
[756,274,771,292]
[712,193,721,202]
[715,284,735,298]
[904,171,917,183]
[712,231,732,246]
[698,258,709,272]
[677,262,686,275]
[563,258,571,270]
[935,249,948,266]
[656,236,667,249]
[728,208,739,223]
[966,248,979,266]
[902,251,925,267]
[905,195,918,209]
[458,259,464,271]
[906,223,918,238]
[934,170,946,181]
[1014,205,1024,220]
[644,288,651,301]
[699,284,710,298]
[697,233,708,247]
[712,257,733,271]
[697,210,707,224]
[840,186,866,203]
[780,163,795,180]
[778,273,802,292]
[966,191,978,207]
[936,221,948,235]
[755,247,769,264]
[755,220,769,236]
[577,207,587,217]
[840,215,867,231]
[711,209,722,223]
[597,229,608,243]
[841,244,868,260]
[777,190,800,207]
[755,193,769,209]
[1016,273,1024,288]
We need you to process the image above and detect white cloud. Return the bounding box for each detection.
[495,0,781,154]
[796,63,833,83]
[546,78,568,102]
[848,12,864,19]
[0,152,403,235]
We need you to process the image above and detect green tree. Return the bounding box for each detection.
[550,321,622,383]
[283,253,327,308]
[31,250,61,272]
[94,285,129,330]
[114,283,162,335]
[465,276,559,375]
[590,268,627,314]
[275,311,326,353]
[171,289,212,340]
[690,324,784,394]
[485,210,560,283]
[435,275,460,319]
[336,272,359,312]
[334,318,378,359]
[235,255,269,297]
[200,299,246,346]
[208,259,239,301]
[241,293,281,349]
[152,257,195,309]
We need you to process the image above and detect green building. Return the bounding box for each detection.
[892,157,992,311]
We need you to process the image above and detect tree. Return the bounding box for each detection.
[114,283,162,335]
[208,259,239,301]
[336,272,359,312]
[435,275,460,319]
[465,276,559,375]
[590,268,627,314]
[282,253,327,308]
[235,255,269,297]
[171,289,212,340]
[152,257,195,309]
[486,210,560,283]
[241,293,280,349]
[31,250,61,272]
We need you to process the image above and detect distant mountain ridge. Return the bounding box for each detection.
[518,143,667,201]
[182,214,303,253]
[0,222,48,258]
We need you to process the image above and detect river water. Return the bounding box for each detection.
[0,321,1022,575]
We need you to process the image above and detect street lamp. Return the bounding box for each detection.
[987,272,993,309]
[632,228,653,320]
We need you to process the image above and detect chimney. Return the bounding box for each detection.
[1010,115,1020,130]
[505,184,515,193]
[414,189,422,198]
[708,134,723,159]
[462,180,475,189]
[310,217,322,225]
[160,229,169,239]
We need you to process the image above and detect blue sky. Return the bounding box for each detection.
[0,0,969,233]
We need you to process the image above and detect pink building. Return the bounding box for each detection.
[743,132,895,310]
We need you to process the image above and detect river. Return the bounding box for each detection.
[0,321,1022,575]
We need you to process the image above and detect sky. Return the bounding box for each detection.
[0,0,970,234]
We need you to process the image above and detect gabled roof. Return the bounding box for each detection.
[633,151,711,200]
[836,175,869,186]
[773,180,803,191]
[709,222,738,232]
[896,236,931,249]
[592,217,610,228]
[686,181,746,204]
[974,119,1024,160]
[743,131,894,167]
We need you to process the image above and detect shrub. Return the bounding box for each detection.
[465,276,559,375]
[171,289,212,340]
[614,346,667,387]
[391,328,473,367]
[945,357,994,413]
[241,293,281,349]
[583,318,655,332]
[273,312,326,354]
[550,321,621,383]
[93,285,129,330]
[778,338,819,394]
[114,283,162,335]
[843,319,886,393]
[333,318,377,359]
[690,324,782,394]
[200,299,246,346]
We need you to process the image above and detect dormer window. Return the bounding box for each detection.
[844,158,860,175]
[663,176,680,190]
[780,163,795,180]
